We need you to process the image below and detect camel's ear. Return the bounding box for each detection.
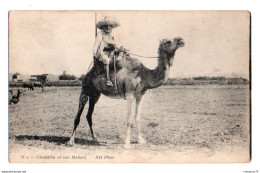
[159,39,165,44]
[160,38,168,43]
[159,39,164,48]
[160,38,167,46]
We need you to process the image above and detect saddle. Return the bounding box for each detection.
[93,51,128,75]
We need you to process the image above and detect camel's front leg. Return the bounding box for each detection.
[135,95,146,144]
[124,95,135,148]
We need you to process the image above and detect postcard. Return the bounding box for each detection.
[9,10,250,163]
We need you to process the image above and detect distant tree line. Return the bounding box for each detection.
[58,73,86,81]
[192,76,226,80]
[58,74,76,80]
[78,74,85,81]
[165,76,249,85]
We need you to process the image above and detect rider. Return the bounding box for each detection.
[93,16,120,86]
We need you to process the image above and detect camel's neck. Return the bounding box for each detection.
[146,50,174,89]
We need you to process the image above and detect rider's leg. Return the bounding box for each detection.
[100,54,113,86]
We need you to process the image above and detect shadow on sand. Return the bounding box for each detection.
[15,135,107,146]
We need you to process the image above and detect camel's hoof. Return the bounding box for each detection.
[67,139,75,146]
[124,143,131,149]
[92,137,99,143]
[137,137,147,144]
[124,138,131,149]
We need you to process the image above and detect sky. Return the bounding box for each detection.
[9,11,250,78]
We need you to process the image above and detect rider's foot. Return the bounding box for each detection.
[105,80,113,86]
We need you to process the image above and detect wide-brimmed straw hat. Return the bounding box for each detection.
[96,16,120,29]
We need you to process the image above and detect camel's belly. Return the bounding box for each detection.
[92,76,126,99]
[102,93,125,99]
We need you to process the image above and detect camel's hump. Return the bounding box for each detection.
[118,55,144,71]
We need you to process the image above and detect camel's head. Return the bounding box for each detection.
[159,37,185,54]
[158,37,184,66]
[17,89,21,95]
[17,89,25,95]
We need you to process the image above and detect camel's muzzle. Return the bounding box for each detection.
[178,39,185,47]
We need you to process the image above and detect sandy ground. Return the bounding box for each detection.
[8,85,250,163]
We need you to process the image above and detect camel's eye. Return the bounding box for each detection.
[164,40,171,46]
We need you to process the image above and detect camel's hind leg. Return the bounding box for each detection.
[86,89,101,141]
[68,91,88,146]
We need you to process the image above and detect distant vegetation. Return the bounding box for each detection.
[44,80,81,86]
[78,74,85,81]
[58,74,76,80]
[165,76,249,85]
[9,80,82,87]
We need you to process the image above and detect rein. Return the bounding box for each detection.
[115,47,158,59]
[125,52,158,59]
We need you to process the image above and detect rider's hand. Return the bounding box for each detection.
[115,45,128,52]
[119,46,124,52]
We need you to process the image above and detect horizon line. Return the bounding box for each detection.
[8,72,249,79]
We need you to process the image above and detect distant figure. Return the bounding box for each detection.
[9,89,23,104]
[9,90,13,102]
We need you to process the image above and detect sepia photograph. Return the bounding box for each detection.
[8,10,251,163]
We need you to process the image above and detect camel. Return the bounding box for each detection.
[23,83,34,91]
[68,37,184,148]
